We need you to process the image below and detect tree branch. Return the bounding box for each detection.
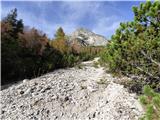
[141,50,160,69]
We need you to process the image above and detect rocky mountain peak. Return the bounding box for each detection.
[73,28,94,36]
[68,28,108,46]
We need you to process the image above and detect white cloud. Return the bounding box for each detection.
[1,2,93,38]
[1,3,55,38]
[92,16,121,38]
[59,2,101,22]
[58,2,122,38]
[1,1,123,39]
[43,2,103,37]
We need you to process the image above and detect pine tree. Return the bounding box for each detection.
[100,1,160,93]
[1,8,24,84]
[54,27,65,40]
[51,27,70,54]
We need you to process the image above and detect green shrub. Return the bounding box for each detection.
[140,85,160,120]
[100,1,160,93]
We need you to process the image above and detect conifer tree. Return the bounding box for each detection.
[100,1,160,92]
[51,27,70,54]
[54,27,65,40]
[1,8,24,84]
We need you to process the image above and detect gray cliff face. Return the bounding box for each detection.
[68,28,108,46]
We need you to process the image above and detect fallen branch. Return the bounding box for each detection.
[141,50,160,69]
[136,66,159,80]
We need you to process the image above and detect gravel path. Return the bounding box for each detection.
[1,58,144,120]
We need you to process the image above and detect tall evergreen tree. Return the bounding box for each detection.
[51,27,70,54]
[54,27,65,40]
[1,8,24,84]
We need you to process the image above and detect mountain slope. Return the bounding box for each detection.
[68,28,108,46]
[1,58,144,120]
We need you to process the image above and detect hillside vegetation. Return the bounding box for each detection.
[101,1,160,93]
[1,10,102,85]
[100,1,160,119]
[1,1,160,119]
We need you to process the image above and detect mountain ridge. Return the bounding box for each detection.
[68,28,108,46]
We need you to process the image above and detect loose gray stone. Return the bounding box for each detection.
[1,58,144,120]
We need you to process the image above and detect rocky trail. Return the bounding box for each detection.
[1,58,144,120]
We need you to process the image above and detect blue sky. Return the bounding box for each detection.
[1,1,145,39]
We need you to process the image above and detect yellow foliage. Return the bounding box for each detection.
[50,38,70,54]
